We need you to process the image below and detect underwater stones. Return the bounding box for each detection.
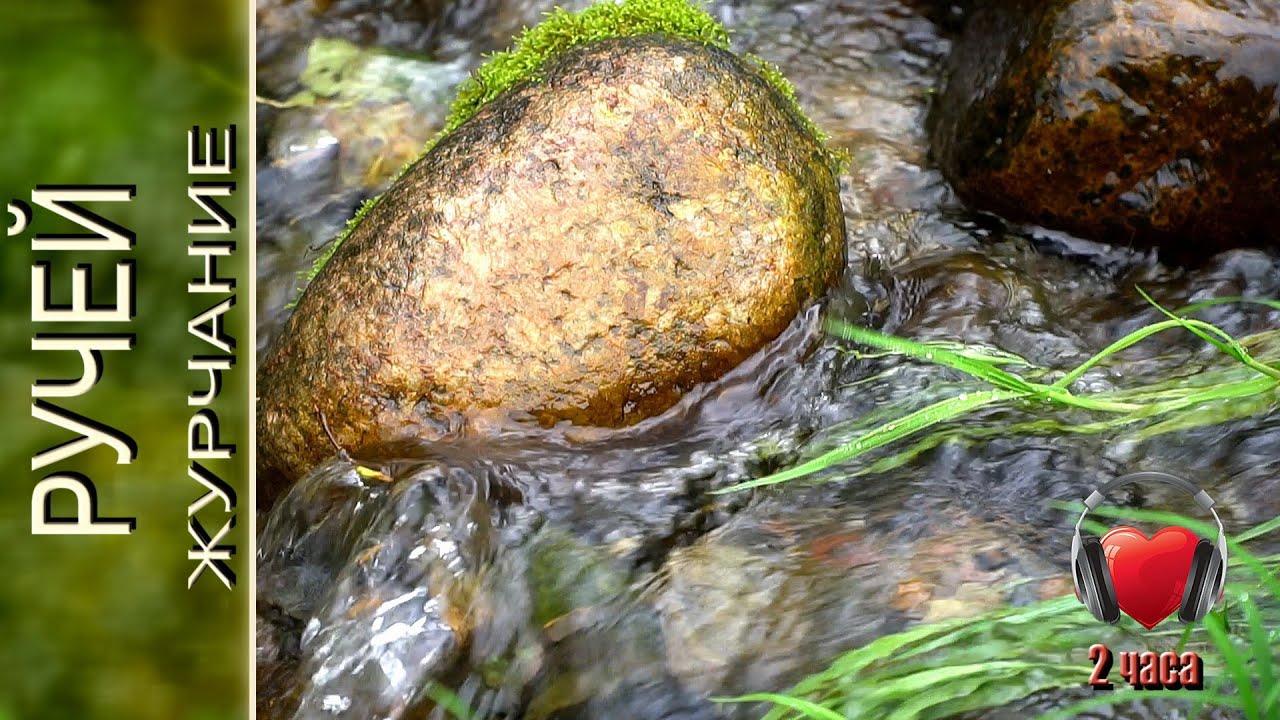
[930,0,1280,255]
[654,507,1062,698]
[258,34,845,484]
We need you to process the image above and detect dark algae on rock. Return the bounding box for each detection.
[930,0,1280,257]
[257,0,846,490]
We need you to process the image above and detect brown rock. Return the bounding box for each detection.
[930,0,1280,255]
[258,34,845,485]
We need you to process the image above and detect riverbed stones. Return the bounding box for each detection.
[930,0,1280,255]
[258,34,846,484]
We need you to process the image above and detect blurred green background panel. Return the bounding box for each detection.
[0,1,250,718]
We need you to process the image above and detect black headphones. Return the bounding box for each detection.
[1070,471,1228,624]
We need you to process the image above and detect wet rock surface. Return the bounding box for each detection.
[256,39,469,361]
[258,33,846,487]
[930,0,1280,256]
[256,1,1280,718]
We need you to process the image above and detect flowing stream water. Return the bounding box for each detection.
[255,1,1280,717]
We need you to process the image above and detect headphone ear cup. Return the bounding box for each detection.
[1179,540,1222,623]
[1204,549,1225,613]
[1072,541,1091,610]
[1078,537,1120,623]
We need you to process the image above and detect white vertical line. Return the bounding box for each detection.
[247,0,258,714]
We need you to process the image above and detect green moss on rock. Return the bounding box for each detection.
[297,0,834,291]
[444,0,729,138]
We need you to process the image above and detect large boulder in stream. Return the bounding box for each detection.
[930,0,1280,255]
[258,33,846,485]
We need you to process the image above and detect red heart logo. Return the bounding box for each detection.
[1101,526,1199,629]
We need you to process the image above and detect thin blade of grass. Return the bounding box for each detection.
[1177,297,1280,314]
[1033,688,1243,720]
[739,316,1276,489]
[827,320,1038,394]
[1130,380,1279,439]
[1237,514,1280,543]
[1033,386,1143,412]
[1138,288,1280,382]
[715,388,1024,492]
[1203,610,1259,720]
[862,662,1079,703]
[1122,374,1278,429]
[1052,318,1195,389]
[763,509,1278,720]
[894,674,1068,720]
[813,614,985,682]
[1190,676,1236,720]
[843,340,1035,368]
[845,363,1274,475]
[1242,599,1274,714]
[1263,683,1280,718]
[716,693,846,720]
[1139,286,1237,356]
[880,599,1081,667]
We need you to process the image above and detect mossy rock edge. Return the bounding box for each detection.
[295,0,838,295]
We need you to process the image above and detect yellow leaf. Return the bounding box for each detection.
[355,465,392,482]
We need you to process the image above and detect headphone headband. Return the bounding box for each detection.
[1085,471,1214,512]
[1071,471,1226,566]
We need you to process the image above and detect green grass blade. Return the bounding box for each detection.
[715,389,1024,492]
[1237,514,1280,543]
[881,599,1080,666]
[1130,380,1279,439]
[1034,385,1143,412]
[1051,318,1194,389]
[1138,288,1280,381]
[422,682,476,720]
[736,310,1278,490]
[1177,297,1280,314]
[895,674,1071,720]
[716,693,846,720]
[1203,610,1259,720]
[1139,287,1237,355]
[827,320,1039,394]
[843,341,1036,368]
[1264,683,1280,719]
[828,629,992,683]
[755,510,1279,720]
[814,614,985,682]
[1126,375,1278,424]
[862,662,1079,703]
[1033,689,1244,720]
[1243,599,1275,716]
